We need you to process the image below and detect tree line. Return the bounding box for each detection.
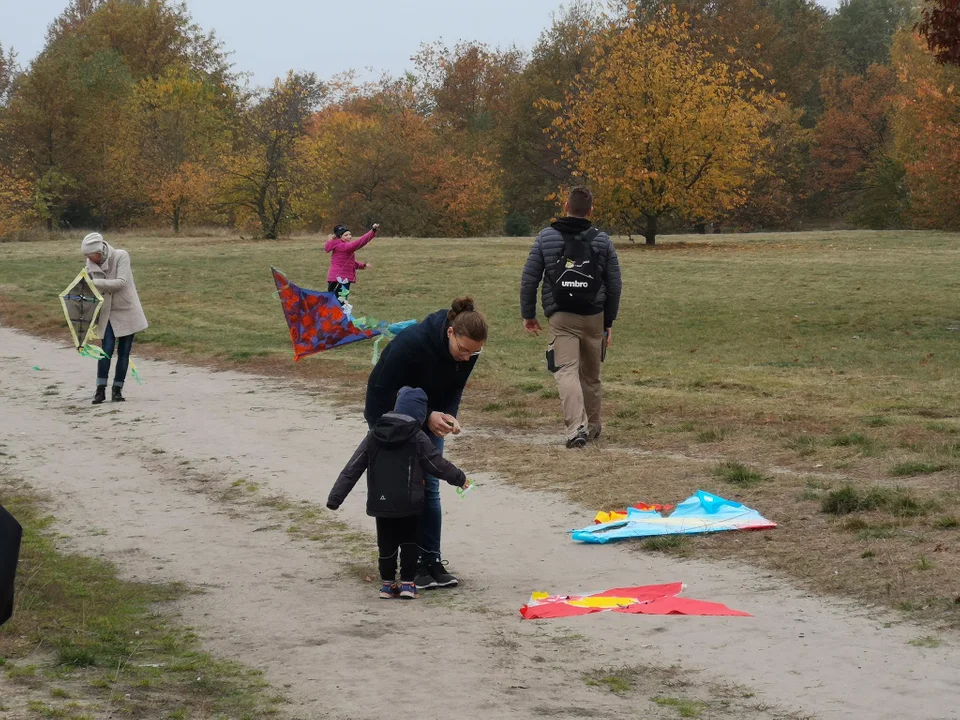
[0,0,958,242]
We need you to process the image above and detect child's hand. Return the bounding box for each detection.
[461,479,471,491]
[372,223,380,232]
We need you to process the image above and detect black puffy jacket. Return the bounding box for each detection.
[520,217,623,329]
[327,413,467,518]
[364,310,479,427]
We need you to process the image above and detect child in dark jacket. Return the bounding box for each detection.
[327,387,470,599]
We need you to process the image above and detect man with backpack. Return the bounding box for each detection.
[520,186,623,448]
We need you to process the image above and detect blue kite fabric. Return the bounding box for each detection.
[571,491,776,544]
[272,267,380,361]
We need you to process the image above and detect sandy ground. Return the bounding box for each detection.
[1,326,958,720]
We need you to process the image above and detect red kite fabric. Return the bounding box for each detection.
[519,582,749,620]
[272,267,379,361]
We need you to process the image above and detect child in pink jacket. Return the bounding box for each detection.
[325,223,380,298]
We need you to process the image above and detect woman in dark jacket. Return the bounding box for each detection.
[364,297,488,590]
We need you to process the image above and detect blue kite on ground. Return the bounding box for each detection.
[571,490,776,544]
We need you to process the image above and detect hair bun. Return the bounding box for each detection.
[451,297,475,315]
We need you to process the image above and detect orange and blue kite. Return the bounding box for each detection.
[272,267,380,361]
[573,491,776,544]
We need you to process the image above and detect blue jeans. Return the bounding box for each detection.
[419,434,444,567]
[97,323,135,388]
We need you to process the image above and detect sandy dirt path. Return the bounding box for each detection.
[1,326,957,720]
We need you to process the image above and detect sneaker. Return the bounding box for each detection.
[379,581,399,599]
[566,428,588,449]
[399,582,419,599]
[92,386,106,405]
[429,559,459,588]
[414,567,438,590]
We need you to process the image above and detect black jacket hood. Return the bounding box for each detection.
[372,412,421,448]
[551,216,593,235]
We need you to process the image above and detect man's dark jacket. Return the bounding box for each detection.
[520,217,623,329]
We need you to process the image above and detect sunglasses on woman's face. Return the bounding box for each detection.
[453,334,484,358]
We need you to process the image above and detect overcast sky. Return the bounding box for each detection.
[2,0,841,87]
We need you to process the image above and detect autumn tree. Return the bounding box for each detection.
[499,1,601,227]
[891,30,960,228]
[413,41,523,141]
[225,72,325,239]
[0,44,17,107]
[917,0,960,65]
[0,164,37,237]
[296,80,503,237]
[828,0,915,75]
[0,0,231,229]
[810,65,899,222]
[614,0,833,124]
[111,65,234,231]
[547,8,777,244]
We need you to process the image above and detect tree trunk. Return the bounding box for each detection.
[172,205,181,234]
[644,214,658,245]
[46,217,53,232]
[694,222,706,234]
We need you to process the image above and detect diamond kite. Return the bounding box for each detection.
[520,582,750,619]
[572,491,776,544]
[58,269,106,359]
[272,267,381,361]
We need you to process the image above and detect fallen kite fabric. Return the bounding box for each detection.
[593,503,674,524]
[573,490,776,544]
[0,503,23,627]
[272,267,380,361]
[519,582,749,619]
[58,269,105,357]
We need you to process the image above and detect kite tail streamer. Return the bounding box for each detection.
[79,343,109,360]
[371,335,385,366]
[129,360,142,386]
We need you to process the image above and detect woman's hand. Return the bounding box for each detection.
[428,411,461,437]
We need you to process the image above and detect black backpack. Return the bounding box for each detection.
[365,434,424,518]
[546,228,603,313]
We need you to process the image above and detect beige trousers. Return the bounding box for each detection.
[547,312,604,440]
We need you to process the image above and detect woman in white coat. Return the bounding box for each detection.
[81,233,149,404]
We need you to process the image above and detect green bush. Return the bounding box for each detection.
[504,212,533,237]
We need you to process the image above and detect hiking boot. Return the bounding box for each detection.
[399,582,419,599]
[566,428,588,449]
[379,581,399,599]
[414,566,438,590]
[111,386,125,402]
[429,560,459,588]
[92,386,106,405]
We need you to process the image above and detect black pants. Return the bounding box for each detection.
[376,516,420,583]
[327,281,351,302]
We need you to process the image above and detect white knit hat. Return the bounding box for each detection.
[80,232,104,256]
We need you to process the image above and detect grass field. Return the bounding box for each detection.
[2,229,959,626]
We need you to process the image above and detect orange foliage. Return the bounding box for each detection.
[0,165,38,237]
[811,65,897,214]
[892,32,960,228]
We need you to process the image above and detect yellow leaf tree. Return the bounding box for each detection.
[110,65,233,232]
[0,164,38,238]
[546,8,779,244]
